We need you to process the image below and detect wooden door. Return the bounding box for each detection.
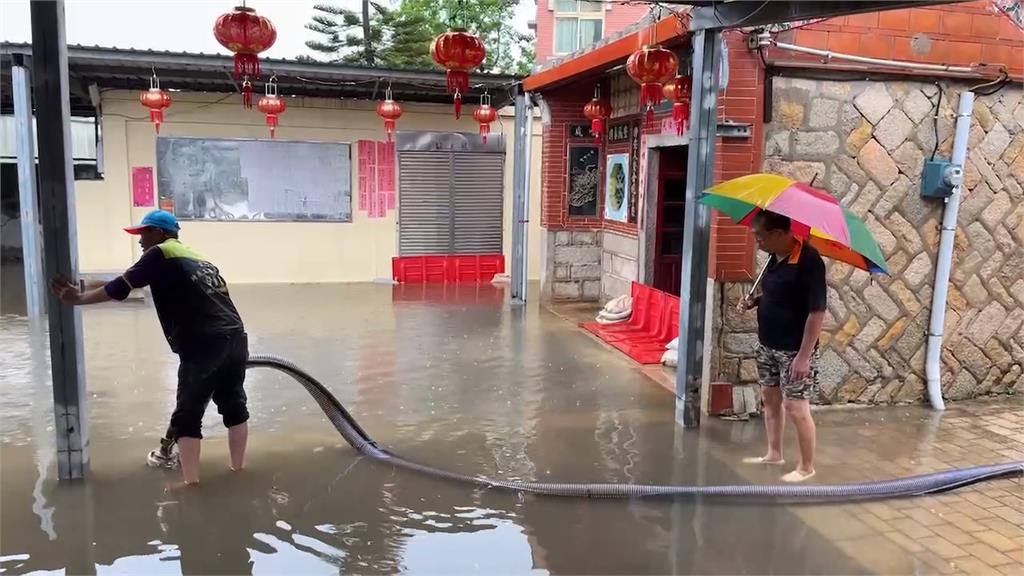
[653,148,687,296]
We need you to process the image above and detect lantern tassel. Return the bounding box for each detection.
[384,119,396,143]
[480,123,490,144]
[266,114,278,139]
[234,54,261,79]
[243,84,254,109]
[673,102,689,136]
[446,70,469,95]
[454,92,462,120]
[150,110,163,134]
[591,118,604,145]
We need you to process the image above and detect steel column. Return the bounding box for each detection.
[12,56,46,319]
[510,88,528,304]
[675,29,722,428]
[30,0,89,480]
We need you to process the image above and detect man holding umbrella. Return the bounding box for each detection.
[702,173,889,483]
[740,211,825,483]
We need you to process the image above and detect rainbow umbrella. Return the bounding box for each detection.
[700,173,888,274]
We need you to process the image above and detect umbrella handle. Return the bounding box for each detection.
[746,258,771,300]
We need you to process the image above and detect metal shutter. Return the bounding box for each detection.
[452,152,504,254]
[398,150,504,255]
[398,151,452,255]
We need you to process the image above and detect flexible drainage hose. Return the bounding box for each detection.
[247,354,1023,502]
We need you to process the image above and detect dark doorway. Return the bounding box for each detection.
[653,146,687,296]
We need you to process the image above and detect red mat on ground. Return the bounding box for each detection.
[581,282,681,365]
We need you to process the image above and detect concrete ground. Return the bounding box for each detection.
[0,283,1020,575]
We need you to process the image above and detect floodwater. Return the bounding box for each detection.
[3,283,882,575]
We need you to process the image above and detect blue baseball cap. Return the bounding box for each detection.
[124,210,180,235]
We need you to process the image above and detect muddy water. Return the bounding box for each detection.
[1,284,868,575]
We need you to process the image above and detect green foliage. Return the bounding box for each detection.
[304,0,534,74]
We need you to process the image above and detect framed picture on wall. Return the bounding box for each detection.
[604,153,629,223]
[567,145,600,217]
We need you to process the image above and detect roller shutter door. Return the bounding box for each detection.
[398,150,504,255]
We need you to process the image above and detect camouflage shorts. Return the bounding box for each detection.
[756,344,818,401]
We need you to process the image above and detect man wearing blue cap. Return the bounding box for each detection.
[51,210,248,487]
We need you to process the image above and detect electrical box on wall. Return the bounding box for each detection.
[920,159,963,199]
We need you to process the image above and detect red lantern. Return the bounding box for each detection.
[430,28,486,119]
[376,88,403,143]
[214,5,277,79]
[626,45,678,124]
[662,76,691,136]
[139,72,172,134]
[256,78,285,138]
[583,93,610,145]
[473,94,497,144]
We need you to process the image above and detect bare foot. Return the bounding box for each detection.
[165,480,200,493]
[229,466,244,473]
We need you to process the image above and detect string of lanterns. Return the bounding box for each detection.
[142,1,495,143]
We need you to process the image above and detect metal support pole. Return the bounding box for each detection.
[675,29,722,428]
[31,0,89,480]
[521,94,533,302]
[510,88,528,305]
[12,56,46,319]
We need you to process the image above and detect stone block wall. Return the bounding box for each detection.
[550,230,602,301]
[716,77,1024,404]
[601,230,640,301]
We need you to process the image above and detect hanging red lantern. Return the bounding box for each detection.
[376,87,403,143]
[626,45,678,124]
[256,77,285,138]
[662,76,691,136]
[473,94,497,144]
[139,71,172,134]
[430,28,486,119]
[582,91,610,145]
[213,5,277,79]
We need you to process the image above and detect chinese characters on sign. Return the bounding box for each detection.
[357,140,396,218]
[628,121,641,223]
[568,124,595,140]
[607,122,631,144]
[131,166,154,207]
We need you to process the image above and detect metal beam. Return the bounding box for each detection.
[12,56,45,319]
[510,87,528,305]
[676,29,722,428]
[689,0,962,31]
[30,0,89,480]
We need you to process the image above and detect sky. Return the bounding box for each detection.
[0,0,535,59]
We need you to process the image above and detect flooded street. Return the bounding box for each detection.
[0,284,1017,574]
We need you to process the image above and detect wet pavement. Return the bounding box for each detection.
[0,283,1020,575]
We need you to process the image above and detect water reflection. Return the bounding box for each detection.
[2,284,868,574]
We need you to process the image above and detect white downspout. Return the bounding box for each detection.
[925,90,975,411]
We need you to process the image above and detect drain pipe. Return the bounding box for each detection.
[925,90,974,411]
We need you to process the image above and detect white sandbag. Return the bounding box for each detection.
[597,308,632,321]
[603,295,632,315]
[661,349,678,367]
[666,337,679,351]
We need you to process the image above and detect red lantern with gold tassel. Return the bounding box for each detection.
[430,28,486,119]
[626,45,678,125]
[256,76,285,138]
[214,4,277,79]
[473,94,497,144]
[582,88,610,145]
[662,76,691,136]
[139,71,172,134]
[376,87,403,144]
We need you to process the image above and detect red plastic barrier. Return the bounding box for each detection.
[393,254,505,283]
[581,282,681,365]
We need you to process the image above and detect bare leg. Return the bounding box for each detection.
[761,386,785,461]
[227,422,248,471]
[178,437,201,485]
[784,399,816,474]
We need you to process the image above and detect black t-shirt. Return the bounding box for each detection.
[757,243,827,352]
[105,239,244,354]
